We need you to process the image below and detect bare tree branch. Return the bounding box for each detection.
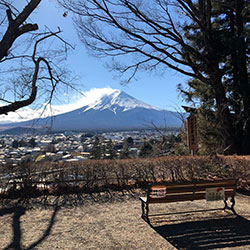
[0,0,76,116]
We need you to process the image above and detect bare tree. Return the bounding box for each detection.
[59,0,250,154]
[59,0,214,81]
[0,0,75,117]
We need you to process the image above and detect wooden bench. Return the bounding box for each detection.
[140,179,237,222]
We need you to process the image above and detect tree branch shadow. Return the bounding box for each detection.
[25,205,60,250]
[0,202,60,250]
[150,215,250,250]
[1,206,26,250]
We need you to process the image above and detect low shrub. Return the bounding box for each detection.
[1,155,249,199]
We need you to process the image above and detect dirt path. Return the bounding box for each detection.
[0,193,250,250]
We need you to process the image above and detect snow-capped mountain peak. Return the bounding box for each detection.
[83,89,161,113]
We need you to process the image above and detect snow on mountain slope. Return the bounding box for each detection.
[82,89,161,113]
[0,88,182,132]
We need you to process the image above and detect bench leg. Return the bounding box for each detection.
[141,200,145,218]
[141,200,150,222]
[146,203,149,219]
[223,198,229,211]
[223,197,237,215]
[230,197,237,215]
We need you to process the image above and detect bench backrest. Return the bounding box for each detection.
[147,179,237,203]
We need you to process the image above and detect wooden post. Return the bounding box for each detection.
[187,113,198,155]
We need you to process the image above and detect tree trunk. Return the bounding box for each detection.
[229,0,250,154]
[212,76,237,154]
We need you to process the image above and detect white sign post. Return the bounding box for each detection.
[206,187,225,201]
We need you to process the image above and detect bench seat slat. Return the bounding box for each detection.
[162,180,234,188]
[151,190,234,197]
[163,182,235,189]
[195,182,235,188]
[143,190,235,203]
[150,187,234,195]
[164,179,235,186]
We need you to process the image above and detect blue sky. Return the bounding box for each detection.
[0,0,189,122]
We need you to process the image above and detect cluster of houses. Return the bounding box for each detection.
[0,130,160,166]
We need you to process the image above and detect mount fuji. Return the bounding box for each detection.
[0,89,183,132]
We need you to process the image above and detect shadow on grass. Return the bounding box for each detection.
[0,206,26,250]
[151,215,250,250]
[0,203,60,250]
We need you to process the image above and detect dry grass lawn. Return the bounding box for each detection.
[0,192,250,250]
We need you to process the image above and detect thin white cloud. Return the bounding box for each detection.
[0,87,117,124]
[52,87,116,113]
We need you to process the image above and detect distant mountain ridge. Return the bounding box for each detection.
[0,89,182,133]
